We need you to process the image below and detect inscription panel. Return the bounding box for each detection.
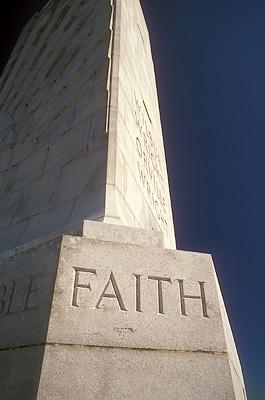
[46,236,227,353]
[0,235,227,354]
[0,271,42,317]
[113,0,176,249]
[0,269,210,321]
[134,92,168,234]
[71,268,209,318]
[0,238,60,350]
[0,267,209,318]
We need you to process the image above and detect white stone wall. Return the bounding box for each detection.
[0,0,176,252]
[105,0,176,248]
[0,0,113,252]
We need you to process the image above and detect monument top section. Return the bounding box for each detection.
[0,0,176,252]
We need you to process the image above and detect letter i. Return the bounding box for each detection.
[134,274,142,313]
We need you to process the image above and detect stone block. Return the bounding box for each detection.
[93,58,110,87]
[36,346,236,400]
[88,108,108,146]
[0,237,61,349]
[66,185,106,225]
[13,170,61,224]
[82,219,164,247]
[71,86,108,125]
[0,346,45,400]
[0,188,23,229]
[54,140,108,204]
[0,222,246,399]
[0,220,28,253]
[16,199,76,247]
[46,236,226,353]
[42,121,90,175]
[2,148,47,192]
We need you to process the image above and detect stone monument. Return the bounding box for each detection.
[0,0,247,399]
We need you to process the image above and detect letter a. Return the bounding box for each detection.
[96,271,127,311]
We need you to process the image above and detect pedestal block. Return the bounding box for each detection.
[0,221,246,399]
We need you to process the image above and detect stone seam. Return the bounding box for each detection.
[0,342,229,356]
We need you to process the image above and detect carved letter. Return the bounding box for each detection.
[134,274,142,312]
[24,272,42,311]
[72,267,97,307]
[96,271,127,311]
[0,284,7,315]
[148,276,172,314]
[136,137,142,157]
[178,280,209,318]
[6,281,19,315]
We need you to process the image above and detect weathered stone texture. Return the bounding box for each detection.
[0,0,247,398]
[0,222,246,399]
[105,0,175,249]
[0,0,112,252]
[0,0,176,252]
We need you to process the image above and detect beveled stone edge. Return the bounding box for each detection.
[0,219,165,260]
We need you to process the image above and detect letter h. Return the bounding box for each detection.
[177,280,209,318]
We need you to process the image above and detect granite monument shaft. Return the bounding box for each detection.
[0,0,247,399]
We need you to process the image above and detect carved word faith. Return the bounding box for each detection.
[0,271,42,317]
[72,268,209,318]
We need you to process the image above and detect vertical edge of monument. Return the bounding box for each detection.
[104,0,176,249]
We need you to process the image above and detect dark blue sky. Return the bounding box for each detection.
[1,0,264,398]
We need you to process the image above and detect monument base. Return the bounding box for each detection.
[0,221,246,399]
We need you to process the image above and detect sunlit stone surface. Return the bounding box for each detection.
[0,221,247,399]
[0,0,175,251]
[0,0,247,399]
